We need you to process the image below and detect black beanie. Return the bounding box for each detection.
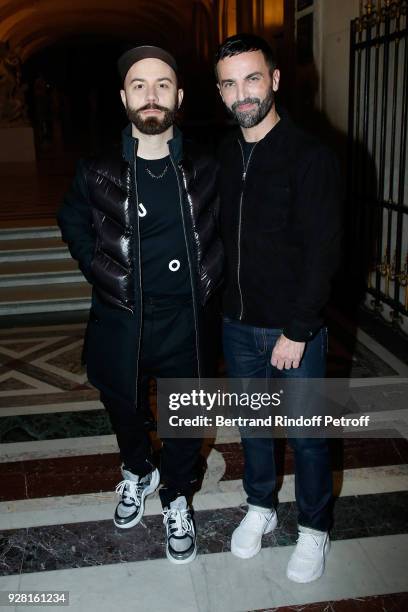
[118,45,178,84]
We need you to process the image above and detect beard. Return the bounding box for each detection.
[229,86,275,128]
[126,101,177,135]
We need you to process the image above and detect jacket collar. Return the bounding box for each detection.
[121,123,183,165]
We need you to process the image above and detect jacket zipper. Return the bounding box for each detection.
[133,141,143,401]
[170,155,202,378]
[237,139,258,320]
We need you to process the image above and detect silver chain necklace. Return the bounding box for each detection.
[145,164,169,179]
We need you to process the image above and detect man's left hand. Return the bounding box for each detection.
[271,335,306,370]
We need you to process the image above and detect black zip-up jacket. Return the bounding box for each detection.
[218,114,342,342]
[57,125,222,403]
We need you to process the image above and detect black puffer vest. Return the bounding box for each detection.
[87,127,222,313]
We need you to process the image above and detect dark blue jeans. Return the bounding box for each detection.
[223,318,332,532]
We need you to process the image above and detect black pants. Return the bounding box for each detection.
[102,295,202,507]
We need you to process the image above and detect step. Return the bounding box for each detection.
[0,237,65,251]
[0,226,61,241]
[0,248,70,263]
[0,282,91,315]
[0,236,70,262]
[0,260,78,275]
[0,260,83,287]
[0,270,84,287]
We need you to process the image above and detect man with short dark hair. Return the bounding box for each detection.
[58,46,222,564]
[215,34,342,582]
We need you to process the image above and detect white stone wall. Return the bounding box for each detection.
[316,0,360,132]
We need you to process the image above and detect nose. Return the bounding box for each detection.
[145,84,159,103]
[236,81,248,102]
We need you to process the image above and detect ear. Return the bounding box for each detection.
[177,88,184,109]
[120,89,126,109]
[272,69,280,92]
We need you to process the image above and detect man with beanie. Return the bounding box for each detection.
[215,34,341,582]
[58,45,222,564]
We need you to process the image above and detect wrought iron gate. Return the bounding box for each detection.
[348,0,408,334]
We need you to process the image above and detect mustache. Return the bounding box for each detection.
[231,98,260,111]
[136,103,171,112]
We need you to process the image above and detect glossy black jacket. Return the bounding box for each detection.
[57,125,223,403]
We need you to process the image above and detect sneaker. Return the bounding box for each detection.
[113,465,160,529]
[162,496,197,564]
[231,508,278,559]
[286,526,330,583]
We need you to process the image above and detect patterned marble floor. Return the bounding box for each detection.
[0,315,407,611]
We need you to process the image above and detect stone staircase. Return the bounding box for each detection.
[0,226,91,316]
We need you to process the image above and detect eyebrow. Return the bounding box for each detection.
[129,77,174,84]
[245,71,263,79]
[220,71,263,85]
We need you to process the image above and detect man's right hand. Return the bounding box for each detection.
[271,334,305,370]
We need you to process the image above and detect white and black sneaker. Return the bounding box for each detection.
[113,464,160,529]
[162,496,197,564]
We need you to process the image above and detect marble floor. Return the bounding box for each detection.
[0,315,407,611]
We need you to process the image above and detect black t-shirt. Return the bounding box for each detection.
[136,155,191,297]
[242,140,256,165]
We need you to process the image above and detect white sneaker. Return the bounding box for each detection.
[231,508,278,559]
[286,526,330,583]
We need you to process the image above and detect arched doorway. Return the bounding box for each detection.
[0,0,220,156]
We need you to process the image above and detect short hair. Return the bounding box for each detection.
[214,33,277,79]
